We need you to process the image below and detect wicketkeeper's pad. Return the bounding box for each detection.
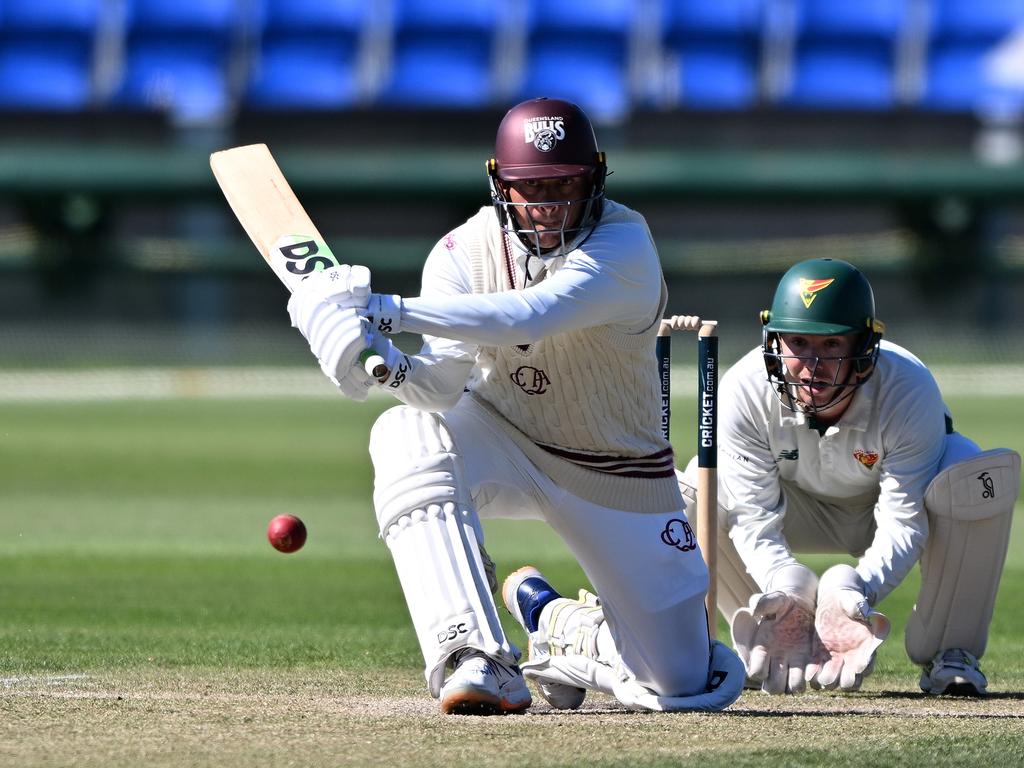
[905,445,1020,664]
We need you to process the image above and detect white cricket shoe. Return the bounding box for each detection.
[919,648,988,696]
[502,566,587,710]
[439,650,532,715]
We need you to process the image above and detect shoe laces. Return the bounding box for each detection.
[937,648,979,669]
[454,650,521,683]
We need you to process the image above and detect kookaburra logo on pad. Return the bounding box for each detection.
[524,116,565,151]
[978,471,995,499]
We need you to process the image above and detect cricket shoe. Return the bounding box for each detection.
[502,566,587,710]
[919,648,988,696]
[439,649,532,715]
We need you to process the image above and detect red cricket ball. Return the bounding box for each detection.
[267,514,307,553]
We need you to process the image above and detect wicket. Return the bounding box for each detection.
[658,316,719,638]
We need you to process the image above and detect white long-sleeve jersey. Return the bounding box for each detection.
[719,341,948,605]
[383,203,664,412]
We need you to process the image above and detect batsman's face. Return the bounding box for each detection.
[778,333,857,413]
[505,175,591,250]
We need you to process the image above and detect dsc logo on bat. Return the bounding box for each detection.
[275,235,337,276]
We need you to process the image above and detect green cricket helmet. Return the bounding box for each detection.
[760,258,885,414]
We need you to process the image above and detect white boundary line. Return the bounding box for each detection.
[0,365,1020,401]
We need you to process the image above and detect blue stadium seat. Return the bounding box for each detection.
[661,0,765,108]
[783,0,907,108]
[379,0,503,107]
[923,0,1024,110]
[115,0,241,122]
[245,0,369,109]
[0,0,104,109]
[517,0,637,121]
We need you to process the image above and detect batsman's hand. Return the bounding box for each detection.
[287,264,371,328]
[361,293,403,335]
[731,591,816,695]
[331,331,408,401]
[806,564,890,692]
[291,298,372,384]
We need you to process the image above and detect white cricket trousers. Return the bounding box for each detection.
[443,396,712,697]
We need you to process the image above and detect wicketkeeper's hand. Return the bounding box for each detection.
[731,590,816,694]
[806,564,890,692]
[286,264,371,328]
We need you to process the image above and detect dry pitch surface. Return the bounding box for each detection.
[4,669,1023,768]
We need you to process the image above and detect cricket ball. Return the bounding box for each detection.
[267,514,307,553]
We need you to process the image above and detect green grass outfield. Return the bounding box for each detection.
[1,393,1023,767]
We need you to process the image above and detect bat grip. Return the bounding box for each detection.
[358,349,389,380]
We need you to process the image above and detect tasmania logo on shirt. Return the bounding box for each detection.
[799,278,835,308]
[853,449,879,469]
[524,116,566,151]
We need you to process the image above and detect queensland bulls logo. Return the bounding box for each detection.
[524,116,565,152]
[511,366,550,395]
[799,277,835,308]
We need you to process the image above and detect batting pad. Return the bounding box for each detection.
[370,406,515,696]
[905,447,1020,664]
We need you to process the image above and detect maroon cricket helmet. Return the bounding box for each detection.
[487,97,608,260]
[488,97,605,181]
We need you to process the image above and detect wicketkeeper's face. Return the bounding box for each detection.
[504,174,592,251]
[777,333,858,412]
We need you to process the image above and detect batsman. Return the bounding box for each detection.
[692,257,1020,696]
[284,98,744,715]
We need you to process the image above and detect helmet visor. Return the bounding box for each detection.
[496,163,594,181]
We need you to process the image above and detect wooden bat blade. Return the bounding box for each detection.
[211,143,389,380]
[210,143,338,293]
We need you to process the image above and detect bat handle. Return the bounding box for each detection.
[358,349,389,380]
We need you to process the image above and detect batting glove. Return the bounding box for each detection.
[806,564,890,692]
[362,293,403,335]
[331,331,411,400]
[292,300,371,383]
[287,264,371,329]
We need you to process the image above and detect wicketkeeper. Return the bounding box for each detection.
[285,98,744,715]
[684,257,1020,696]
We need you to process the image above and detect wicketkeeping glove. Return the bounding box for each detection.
[731,590,816,694]
[806,564,890,692]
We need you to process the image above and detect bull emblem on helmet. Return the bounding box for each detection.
[533,128,558,152]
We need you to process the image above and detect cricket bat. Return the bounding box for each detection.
[210,143,387,377]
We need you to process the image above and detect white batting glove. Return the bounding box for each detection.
[362,293,403,335]
[731,591,816,695]
[330,331,410,400]
[806,564,890,692]
[331,363,374,402]
[286,264,371,329]
[292,299,371,382]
